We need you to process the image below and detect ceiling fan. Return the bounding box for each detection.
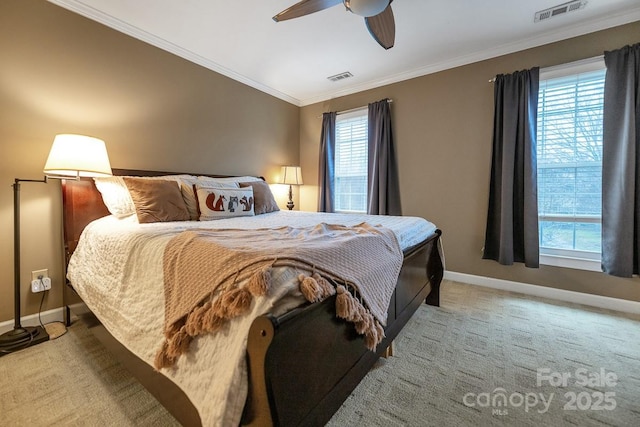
[273,0,395,50]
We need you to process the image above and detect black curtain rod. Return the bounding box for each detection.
[318,98,393,118]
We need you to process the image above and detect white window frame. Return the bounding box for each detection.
[334,108,368,214]
[537,56,605,272]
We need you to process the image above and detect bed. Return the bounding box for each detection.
[61,168,444,426]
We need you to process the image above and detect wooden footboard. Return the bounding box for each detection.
[243,231,443,426]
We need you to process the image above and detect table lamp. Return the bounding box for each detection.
[279,166,303,210]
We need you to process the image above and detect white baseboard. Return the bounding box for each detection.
[0,308,64,335]
[444,271,640,315]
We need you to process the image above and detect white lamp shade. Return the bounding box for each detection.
[44,134,112,178]
[345,0,389,17]
[280,166,303,185]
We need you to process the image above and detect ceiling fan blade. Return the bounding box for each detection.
[273,0,343,22]
[365,4,395,49]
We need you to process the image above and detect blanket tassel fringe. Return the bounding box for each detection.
[155,267,273,370]
[297,275,384,352]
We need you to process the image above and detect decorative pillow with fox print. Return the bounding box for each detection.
[194,184,255,220]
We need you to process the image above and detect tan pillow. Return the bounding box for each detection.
[123,177,190,223]
[194,185,255,220]
[239,181,280,215]
[94,175,193,218]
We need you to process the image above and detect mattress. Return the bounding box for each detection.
[66,210,437,426]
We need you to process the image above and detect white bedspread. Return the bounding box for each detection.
[67,211,436,426]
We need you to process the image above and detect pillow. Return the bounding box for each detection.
[197,175,262,184]
[195,185,255,220]
[94,175,193,218]
[239,181,279,215]
[180,177,242,220]
[93,176,136,217]
[123,177,190,223]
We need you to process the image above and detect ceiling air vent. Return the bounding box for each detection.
[327,71,354,82]
[534,0,587,22]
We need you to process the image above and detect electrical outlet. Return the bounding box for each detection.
[31,277,51,293]
[31,269,49,282]
[30,269,51,293]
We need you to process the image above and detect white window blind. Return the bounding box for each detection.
[537,62,605,265]
[335,109,368,213]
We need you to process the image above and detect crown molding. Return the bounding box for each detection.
[297,8,640,106]
[48,0,302,106]
[48,1,640,108]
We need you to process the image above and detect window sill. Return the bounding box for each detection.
[540,253,602,272]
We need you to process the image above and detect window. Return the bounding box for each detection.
[335,109,368,213]
[537,58,605,271]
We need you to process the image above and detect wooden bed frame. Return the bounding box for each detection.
[61,169,444,427]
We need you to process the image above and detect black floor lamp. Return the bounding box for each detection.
[0,178,50,354]
[0,134,112,357]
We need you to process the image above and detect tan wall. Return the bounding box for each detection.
[300,22,640,303]
[0,0,299,323]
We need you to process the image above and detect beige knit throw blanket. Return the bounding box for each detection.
[155,222,403,369]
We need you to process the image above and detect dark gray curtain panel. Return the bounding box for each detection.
[367,99,402,215]
[483,68,540,267]
[318,112,336,212]
[602,43,640,277]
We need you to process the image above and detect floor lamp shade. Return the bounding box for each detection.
[44,134,112,178]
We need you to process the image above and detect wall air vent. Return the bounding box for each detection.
[327,71,354,82]
[534,0,587,22]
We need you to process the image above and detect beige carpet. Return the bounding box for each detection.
[0,322,179,426]
[1,280,639,426]
[328,280,640,426]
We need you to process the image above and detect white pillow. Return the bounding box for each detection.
[93,176,135,218]
[94,175,193,218]
[197,175,262,183]
[195,185,255,220]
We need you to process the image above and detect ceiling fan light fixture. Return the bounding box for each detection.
[344,0,389,17]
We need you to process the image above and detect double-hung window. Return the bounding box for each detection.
[537,58,605,271]
[334,109,368,213]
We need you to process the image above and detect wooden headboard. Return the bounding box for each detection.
[61,168,237,265]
